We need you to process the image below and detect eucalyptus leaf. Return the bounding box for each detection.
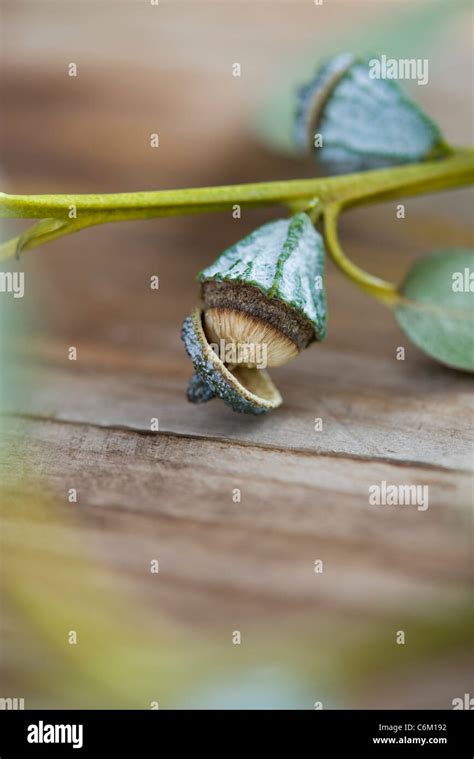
[395,249,474,372]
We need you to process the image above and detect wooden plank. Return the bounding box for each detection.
[3,336,473,470]
[1,415,470,626]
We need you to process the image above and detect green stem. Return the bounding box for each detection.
[324,204,399,305]
[0,147,472,265]
[1,148,472,221]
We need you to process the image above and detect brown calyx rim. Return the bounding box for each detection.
[201,280,314,351]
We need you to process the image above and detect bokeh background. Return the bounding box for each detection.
[0,0,472,709]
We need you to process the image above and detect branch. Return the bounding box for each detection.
[0,147,472,261]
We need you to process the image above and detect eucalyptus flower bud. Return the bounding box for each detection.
[294,53,447,173]
[181,212,327,414]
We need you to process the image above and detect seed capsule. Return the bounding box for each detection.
[181,212,327,414]
[294,53,447,173]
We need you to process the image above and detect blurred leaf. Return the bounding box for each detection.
[395,249,474,371]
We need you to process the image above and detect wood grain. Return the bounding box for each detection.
[2,413,471,625]
[3,335,473,470]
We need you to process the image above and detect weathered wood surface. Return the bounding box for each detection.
[1,0,473,708]
[3,412,471,609]
[4,330,474,469]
